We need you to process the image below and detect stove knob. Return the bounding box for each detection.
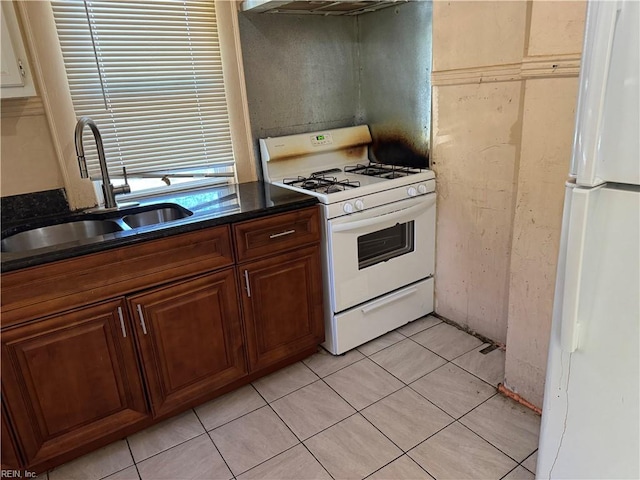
[343,202,354,214]
[355,199,364,211]
[407,186,418,197]
[418,184,428,195]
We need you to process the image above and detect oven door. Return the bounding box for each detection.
[327,193,436,313]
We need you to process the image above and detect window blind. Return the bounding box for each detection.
[52,0,235,181]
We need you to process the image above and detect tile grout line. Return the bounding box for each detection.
[129,431,211,469]
[451,357,505,389]
[244,381,339,480]
[404,375,492,421]
[454,417,535,466]
[454,389,541,463]
[405,331,481,365]
[252,361,321,403]
[303,350,367,379]
[310,365,458,478]
[319,367,405,414]
[265,368,414,479]
[455,418,523,464]
[359,318,442,354]
[231,386,295,477]
[314,339,464,448]
[390,328,510,432]
[398,316,507,388]
[356,344,462,421]
[518,449,538,475]
[500,464,523,480]
[363,453,435,480]
[193,384,268,432]
[124,438,142,480]
[399,332,504,389]
[191,406,236,480]
[395,316,444,338]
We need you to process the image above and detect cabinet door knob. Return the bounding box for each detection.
[117,306,127,338]
[136,304,148,335]
[243,270,252,298]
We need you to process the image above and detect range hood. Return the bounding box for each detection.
[241,0,408,16]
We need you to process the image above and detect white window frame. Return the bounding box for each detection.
[15,0,256,210]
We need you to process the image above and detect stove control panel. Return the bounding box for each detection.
[311,132,333,147]
[408,184,429,197]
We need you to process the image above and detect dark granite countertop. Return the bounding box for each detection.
[1,181,318,273]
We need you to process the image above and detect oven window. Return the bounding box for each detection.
[357,221,415,269]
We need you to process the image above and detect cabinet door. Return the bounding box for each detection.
[129,269,246,416]
[1,299,148,469]
[0,3,36,97]
[1,404,22,470]
[240,245,324,371]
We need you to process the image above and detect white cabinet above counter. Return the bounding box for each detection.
[1,2,36,98]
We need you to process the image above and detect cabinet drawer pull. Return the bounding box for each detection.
[269,229,295,239]
[244,270,251,297]
[136,304,148,335]
[117,306,127,338]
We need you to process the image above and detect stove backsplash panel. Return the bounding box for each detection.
[239,1,432,174]
[371,133,430,169]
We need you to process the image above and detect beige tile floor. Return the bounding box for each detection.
[45,315,540,480]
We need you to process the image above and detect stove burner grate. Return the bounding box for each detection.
[284,175,360,194]
[344,163,423,178]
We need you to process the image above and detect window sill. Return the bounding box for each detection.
[94,177,231,203]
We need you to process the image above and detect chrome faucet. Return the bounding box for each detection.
[75,116,130,209]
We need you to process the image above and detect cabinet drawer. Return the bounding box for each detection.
[233,207,320,262]
[1,225,233,327]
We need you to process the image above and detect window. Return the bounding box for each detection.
[51,0,236,195]
[357,221,415,269]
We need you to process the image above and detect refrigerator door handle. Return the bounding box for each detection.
[560,187,593,352]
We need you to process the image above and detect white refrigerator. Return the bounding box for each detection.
[537,1,639,479]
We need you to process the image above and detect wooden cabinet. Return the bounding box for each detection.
[235,207,324,371]
[234,206,321,262]
[128,270,247,416]
[240,245,324,371]
[1,299,148,470]
[1,206,324,472]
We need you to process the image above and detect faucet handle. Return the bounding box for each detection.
[111,166,131,196]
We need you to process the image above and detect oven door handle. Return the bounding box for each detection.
[332,194,435,233]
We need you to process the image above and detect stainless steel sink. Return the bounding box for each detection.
[122,205,192,228]
[1,220,123,252]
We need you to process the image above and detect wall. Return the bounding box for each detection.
[358,1,432,156]
[432,1,586,406]
[1,98,63,197]
[431,1,528,343]
[238,12,359,163]
[505,2,586,408]
[238,3,433,170]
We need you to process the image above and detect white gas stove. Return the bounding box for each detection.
[261,125,435,218]
[260,125,436,354]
